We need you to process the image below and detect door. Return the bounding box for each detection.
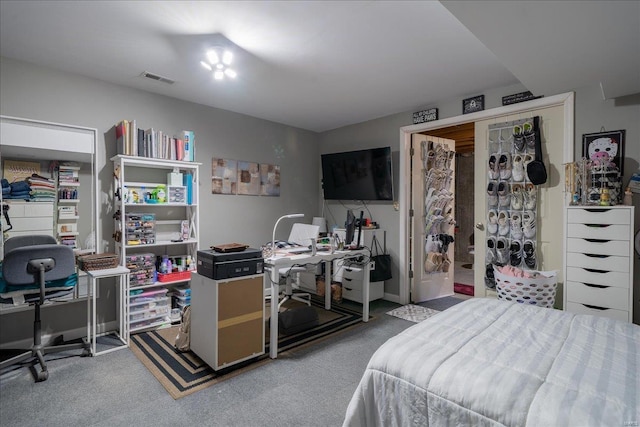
[473,104,566,302]
[411,134,456,302]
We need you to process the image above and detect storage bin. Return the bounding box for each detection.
[494,266,557,308]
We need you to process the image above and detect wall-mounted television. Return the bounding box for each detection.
[321,147,393,201]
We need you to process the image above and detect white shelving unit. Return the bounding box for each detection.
[56,164,81,248]
[111,155,200,333]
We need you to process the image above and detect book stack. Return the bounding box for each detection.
[116,120,195,162]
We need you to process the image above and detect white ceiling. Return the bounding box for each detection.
[1,1,638,133]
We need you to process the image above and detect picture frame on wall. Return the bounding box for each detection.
[582,129,625,175]
[462,95,484,114]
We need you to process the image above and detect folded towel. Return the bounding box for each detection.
[1,179,9,188]
[9,181,30,193]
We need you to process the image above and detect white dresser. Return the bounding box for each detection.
[564,206,634,322]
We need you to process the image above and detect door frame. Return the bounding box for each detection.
[398,92,574,305]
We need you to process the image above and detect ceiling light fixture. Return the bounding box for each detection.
[201,47,236,81]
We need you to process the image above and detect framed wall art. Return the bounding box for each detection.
[463,95,484,114]
[582,129,625,175]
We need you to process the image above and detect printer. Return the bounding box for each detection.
[197,248,263,280]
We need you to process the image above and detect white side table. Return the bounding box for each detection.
[86,266,130,356]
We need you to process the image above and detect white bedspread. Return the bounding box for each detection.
[343,298,639,427]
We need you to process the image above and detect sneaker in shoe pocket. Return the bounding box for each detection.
[488,153,499,180]
[509,239,523,267]
[486,236,497,264]
[496,236,509,265]
[510,184,523,209]
[512,154,525,181]
[485,263,497,289]
[523,239,536,269]
[498,210,510,236]
[522,210,536,239]
[499,152,512,180]
[524,184,537,210]
[510,213,523,240]
[487,180,498,207]
[487,209,498,234]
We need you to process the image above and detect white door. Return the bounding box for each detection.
[411,134,456,302]
[473,104,566,304]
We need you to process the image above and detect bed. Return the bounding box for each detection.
[343,298,639,426]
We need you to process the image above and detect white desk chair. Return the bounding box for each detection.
[277,223,319,309]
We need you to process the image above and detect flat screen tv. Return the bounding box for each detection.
[321,147,393,201]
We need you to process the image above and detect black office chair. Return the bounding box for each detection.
[0,235,89,382]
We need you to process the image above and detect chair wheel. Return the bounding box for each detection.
[36,371,49,382]
[81,349,91,357]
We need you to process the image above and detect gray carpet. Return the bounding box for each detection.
[0,296,465,427]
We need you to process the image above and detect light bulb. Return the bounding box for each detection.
[222,50,233,65]
[207,50,220,65]
[214,70,224,80]
[216,63,224,70]
[224,68,237,78]
[200,61,212,71]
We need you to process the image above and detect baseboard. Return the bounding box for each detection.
[383,293,401,304]
[0,320,118,350]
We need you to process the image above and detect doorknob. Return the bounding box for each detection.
[475,222,484,231]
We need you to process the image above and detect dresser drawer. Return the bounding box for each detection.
[565,302,629,322]
[566,252,629,273]
[566,223,630,240]
[341,278,384,303]
[565,267,629,288]
[342,265,364,281]
[566,281,629,311]
[566,238,629,256]
[567,207,631,225]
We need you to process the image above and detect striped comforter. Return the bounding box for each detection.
[343,298,639,427]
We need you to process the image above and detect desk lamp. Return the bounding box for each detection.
[271,213,304,257]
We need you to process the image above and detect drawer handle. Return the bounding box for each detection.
[583,253,609,259]
[582,304,608,311]
[585,224,611,228]
[583,238,609,243]
[584,208,611,213]
[344,278,353,282]
[344,287,353,291]
[581,283,608,289]
[583,268,607,274]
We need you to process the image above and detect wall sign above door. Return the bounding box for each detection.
[462,95,484,114]
[412,108,439,124]
[502,91,543,106]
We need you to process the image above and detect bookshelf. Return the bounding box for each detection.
[56,164,81,248]
[111,155,200,333]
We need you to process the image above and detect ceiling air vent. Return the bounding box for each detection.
[140,71,175,85]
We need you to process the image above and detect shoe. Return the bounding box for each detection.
[424,252,442,273]
[522,210,536,238]
[498,181,510,207]
[513,124,525,152]
[496,237,509,265]
[487,180,498,207]
[485,263,496,289]
[524,184,537,210]
[498,153,512,180]
[425,234,440,252]
[498,210,510,236]
[488,153,499,179]
[510,239,523,267]
[510,212,523,240]
[510,184,523,209]
[486,236,497,263]
[523,240,536,269]
[523,154,534,171]
[512,154,524,181]
[487,209,498,234]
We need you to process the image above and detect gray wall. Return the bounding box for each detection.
[0,57,320,344]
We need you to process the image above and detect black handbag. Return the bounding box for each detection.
[370,233,392,282]
[526,116,548,185]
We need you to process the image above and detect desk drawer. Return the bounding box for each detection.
[567,207,631,225]
[566,223,630,240]
[566,281,628,310]
[566,238,629,256]
[342,278,384,303]
[565,267,629,288]
[566,252,629,273]
[565,302,628,322]
[342,265,364,281]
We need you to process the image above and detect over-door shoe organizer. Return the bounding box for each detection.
[485,117,541,289]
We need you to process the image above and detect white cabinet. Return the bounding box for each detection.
[112,155,200,333]
[564,206,634,322]
[341,264,384,303]
[3,201,54,239]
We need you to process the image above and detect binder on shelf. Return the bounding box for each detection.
[182,130,195,162]
[184,172,193,205]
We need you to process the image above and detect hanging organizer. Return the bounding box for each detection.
[484,117,540,289]
[422,140,455,274]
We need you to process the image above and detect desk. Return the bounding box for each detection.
[264,249,370,359]
[86,266,130,356]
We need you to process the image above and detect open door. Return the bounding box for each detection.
[473,104,567,302]
[410,134,456,302]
